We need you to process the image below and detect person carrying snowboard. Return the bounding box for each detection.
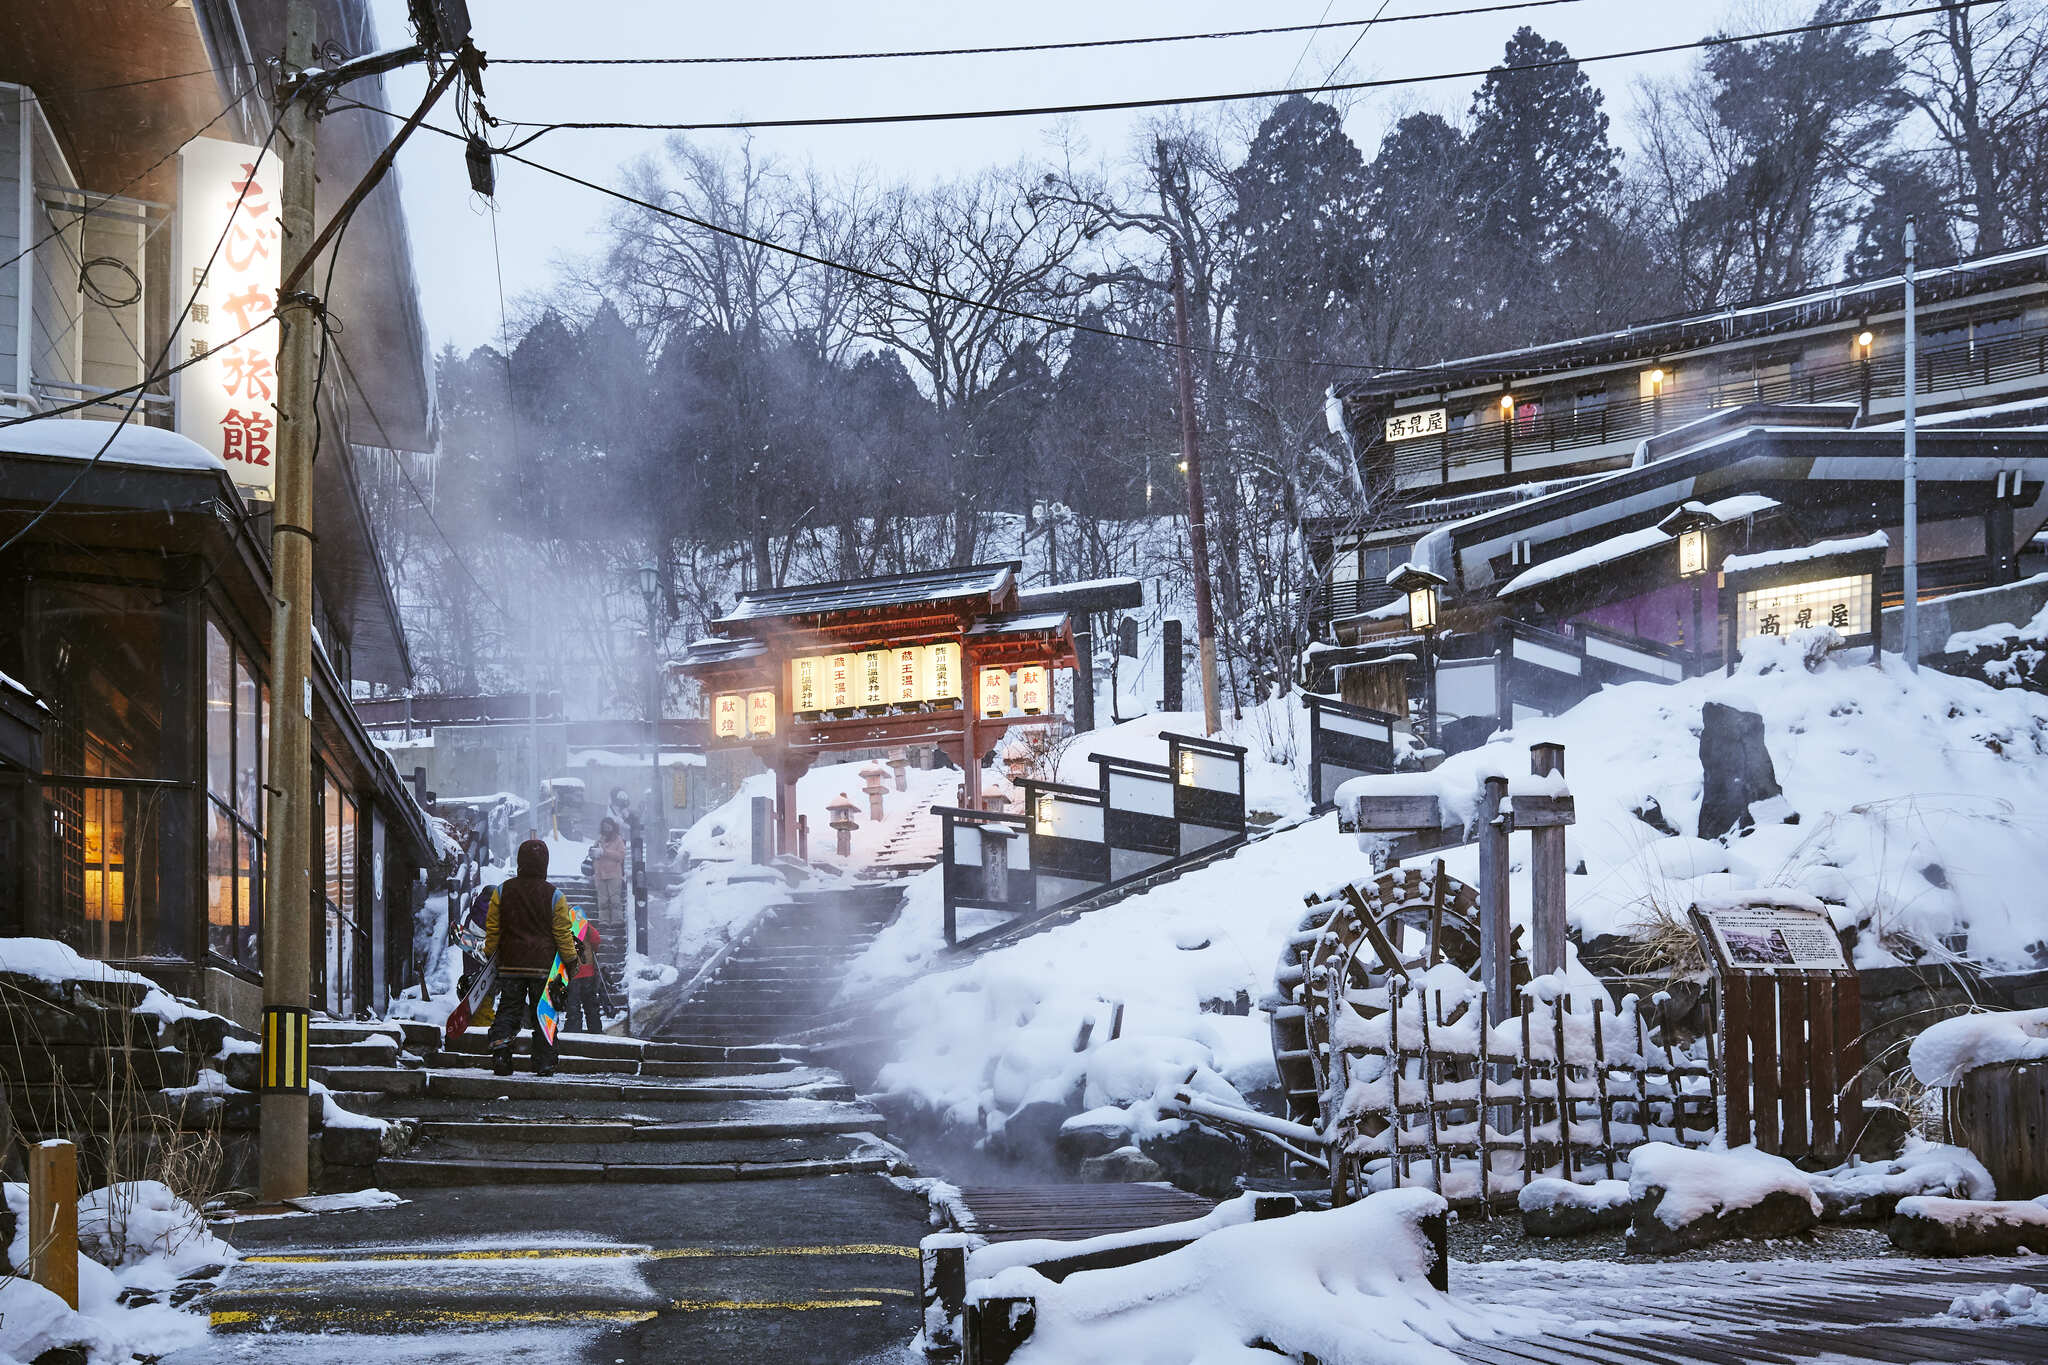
[484,838,579,1076]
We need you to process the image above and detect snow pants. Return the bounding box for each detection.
[486,975,557,1066]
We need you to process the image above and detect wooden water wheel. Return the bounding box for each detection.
[1270,861,1524,1199]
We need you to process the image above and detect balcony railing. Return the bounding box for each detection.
[1388,323,2048,487]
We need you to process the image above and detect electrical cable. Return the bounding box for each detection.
[1281,0,1345,91]
[1319,0,1398,88]
[0,98,290,556]
[0,72,262,279]
[485,0,1991,144]
[0,63,254,105]
[491,0,1585,66]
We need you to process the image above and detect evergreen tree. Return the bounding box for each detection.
[1225,95,1373,361]
[1464,28,1622,271]
[1849,159,1964,277]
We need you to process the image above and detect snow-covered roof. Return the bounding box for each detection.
[965,609,1071,638]
[1722,531,1888,576]
[716,561,1017,626]
[1498,493,1780,596]
[0,669,45,708]
[0,416,225,473]
[671,636,769,668]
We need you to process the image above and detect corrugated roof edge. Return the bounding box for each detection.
[729,560,1022,607]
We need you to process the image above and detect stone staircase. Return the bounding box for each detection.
[863,781,956,878]
[646,885,904,1047]
[306,1007,901,1190]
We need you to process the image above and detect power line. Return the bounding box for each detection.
[0,64,251,105]
[1281,1,1345,91]
[0,72,260,279]
[342,102,1394,374]
[486,0,1990,144]
[491,0,1585,67]
[0,101,289,556]
[1321,0,1399,89]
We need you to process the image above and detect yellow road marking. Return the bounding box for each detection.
[245,1242,918,1265]
[651,1243,918,1260]
[210,1308,659,1327]
[671,1297,889,1311]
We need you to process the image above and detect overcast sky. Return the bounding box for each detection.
[364,0,1721,351]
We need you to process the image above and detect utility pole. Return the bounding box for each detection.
[1167,242,1221,737]
[259,0,319,1202]
[258,0,479,1203]
[1903,216,1921,672]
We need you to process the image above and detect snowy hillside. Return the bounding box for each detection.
[1399,636,2048,972]
[849,641,2048,1154]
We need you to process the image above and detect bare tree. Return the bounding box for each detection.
[1897,2,2048,254]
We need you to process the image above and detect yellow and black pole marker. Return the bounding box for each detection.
[262,1004,312,1094]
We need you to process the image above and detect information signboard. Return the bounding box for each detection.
[1696,898,1849,973]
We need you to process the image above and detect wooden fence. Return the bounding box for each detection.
[1719,972,1865,1163]
[1331,978,1719,1207]
[940,731,1248,948]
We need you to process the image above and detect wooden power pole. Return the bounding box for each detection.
[259,0,319,1201]
[1167,244,1221,737]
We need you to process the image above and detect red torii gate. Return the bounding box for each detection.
[672,562,1080,853]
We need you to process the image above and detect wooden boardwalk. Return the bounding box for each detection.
[949,1183,1214,1242]
[1450,1255,2048,1364]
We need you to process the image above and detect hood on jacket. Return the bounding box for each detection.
[516,839,549,879]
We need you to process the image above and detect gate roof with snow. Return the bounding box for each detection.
[672,561,1093,846]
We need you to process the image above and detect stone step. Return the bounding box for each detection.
[308,1043,406,1068]
[641,1041,794,1065]
[398,1131,875,1168]
[310,1019,439,1052]
[439,1032,645,1062]
[311,1066,852,1105]
[375,1153,895,1187]
[420,1052,634,1076]
[415,1111,885,1144]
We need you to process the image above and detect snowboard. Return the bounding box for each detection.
[535,903,594,1046]
[444,951,498,1042]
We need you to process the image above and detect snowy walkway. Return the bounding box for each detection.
[1450,1255,2048,1363]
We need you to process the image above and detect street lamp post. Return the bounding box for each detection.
[1499,392,1515,475]
[1388,563,1448,750]
[1658,504,1722,677]
[639,563,663,956]
[1647,368,1665,435]
[1855,329,1874,421]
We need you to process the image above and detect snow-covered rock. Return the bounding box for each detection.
[1890,1194,2048,1255]
[1625,1143,1820,1253]
[1809,1140,1995,1220]
[976,1188,1477,1365]
[1519,1177,1636,1237]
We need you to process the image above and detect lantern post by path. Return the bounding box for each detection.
[1659,504,1723,677]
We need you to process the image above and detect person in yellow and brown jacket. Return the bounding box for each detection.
[484,838,580,1076]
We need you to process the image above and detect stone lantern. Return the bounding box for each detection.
[826,792,860,858]
[887,753,910,793]
[1002,738,1034,787]
[860,762,890,823]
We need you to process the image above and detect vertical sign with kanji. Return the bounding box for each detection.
[176,137,281,496]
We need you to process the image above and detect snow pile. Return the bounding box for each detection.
[1809,1139,1994,1212]
[1947,1285,2048,1323]
[3,1180,233,1364]
[1362,647,2048,968]
[1945,593,2048,655]
[963,1193,1260,1283]
[1628,1143,1819,1228]
[0,937,210,1025]
[862,813,1370,1143]
[678,756,961,873]
[1895,1193,2048,1232]
[1908,1007,2048,1086]
[977,1189,1478,1365]
[1519,1177,1633,1215]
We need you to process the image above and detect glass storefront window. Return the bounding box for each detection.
[203,616,264,971]
[32,579,188,960]
[207,623,231,799]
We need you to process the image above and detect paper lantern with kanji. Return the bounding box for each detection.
[978,667,1010,718]
[1015,665,1048,715]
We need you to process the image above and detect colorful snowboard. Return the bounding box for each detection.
[534,904,593,1045]
[444,952,498,1042]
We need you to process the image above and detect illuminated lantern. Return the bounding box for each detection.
[1035,792,1056,836]
[860,650,887,707]
[746,690,776,737]
[979,667,1010,718]
[792,657,821,714]
[927,643,960,701]
[712,693,743,740]
[826,653,853,709]
[1015,665,1048,715]
[892,647,922,704]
